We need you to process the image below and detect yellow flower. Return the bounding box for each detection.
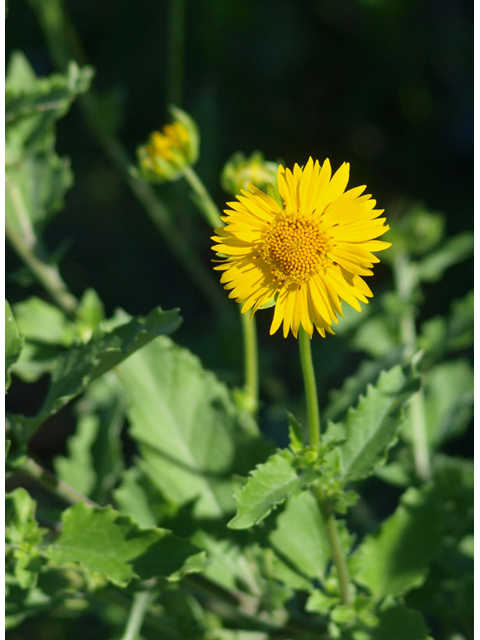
[212,158,391,338]
[137,106,199,182]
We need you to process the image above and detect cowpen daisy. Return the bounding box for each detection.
[212,157,391,338]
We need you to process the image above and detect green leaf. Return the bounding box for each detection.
[269,490,342,582]
[371,602,430,640]
[5,53,93,163]
[5,301,23,391]
[45,502,203,587]
[54,373,126,504]
[324,365,420,483]
[119,336,271,520]
[6,489,47,589]
[228,449,320,529]
[415,232,473,282]
[355,487,442,600]
[10,306,181,443]
[13,296,72,345]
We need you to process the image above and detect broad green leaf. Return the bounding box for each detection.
[269,490,337,582]
[228,449,320,529]
[371,602,430,640]
[355,487,442,600]
[45,502,203,587]
[415,232,473,282]
[324,365,420,483]
[54,373,126,504]
[5,301,23,391]
[5,489,47,589]
[119,336,271,520]
[412,360,472,448]
[10,306,181,443]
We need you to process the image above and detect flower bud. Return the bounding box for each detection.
[221,151,279,195]
[137,106,199,182]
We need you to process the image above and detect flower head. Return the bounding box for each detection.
[221,151,279,196]
[137,106,199,182]
[212,158,391,338]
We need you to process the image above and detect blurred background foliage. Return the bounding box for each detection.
[6,0,472,476]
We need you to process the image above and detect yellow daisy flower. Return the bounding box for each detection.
[212,157,391,338]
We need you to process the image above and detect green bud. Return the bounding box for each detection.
[221,151,279,196]
[137,105,199,183]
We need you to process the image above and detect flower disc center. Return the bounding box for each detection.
[260,214,328,282]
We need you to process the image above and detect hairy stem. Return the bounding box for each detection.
[240,311,259,415]
[298,327,321,448]
[5,215,78,317]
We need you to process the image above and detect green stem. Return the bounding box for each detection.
[298,327,321,448]
[298,327,351,604]
[240,311,259,414]
[166,0,186,108]
[311,484,351,605]
[5,215,79,317]
[394,252,431,481]
[19,456,98,507]
[182,165,223,229]
[120,590,156,640]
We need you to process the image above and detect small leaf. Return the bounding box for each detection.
[45,502,202,587]
[228,449,320,529]
[355,486,442,601]
[286,411,304,452]
[324,365,420,483]
[5,301,23,391]
[6,489,47,589]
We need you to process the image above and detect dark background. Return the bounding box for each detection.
[6,0,473,453]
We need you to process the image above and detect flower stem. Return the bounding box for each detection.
[240,311,259,414]
[298,327,351,604]
[182,165,223,229]
[298,327,321,448]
